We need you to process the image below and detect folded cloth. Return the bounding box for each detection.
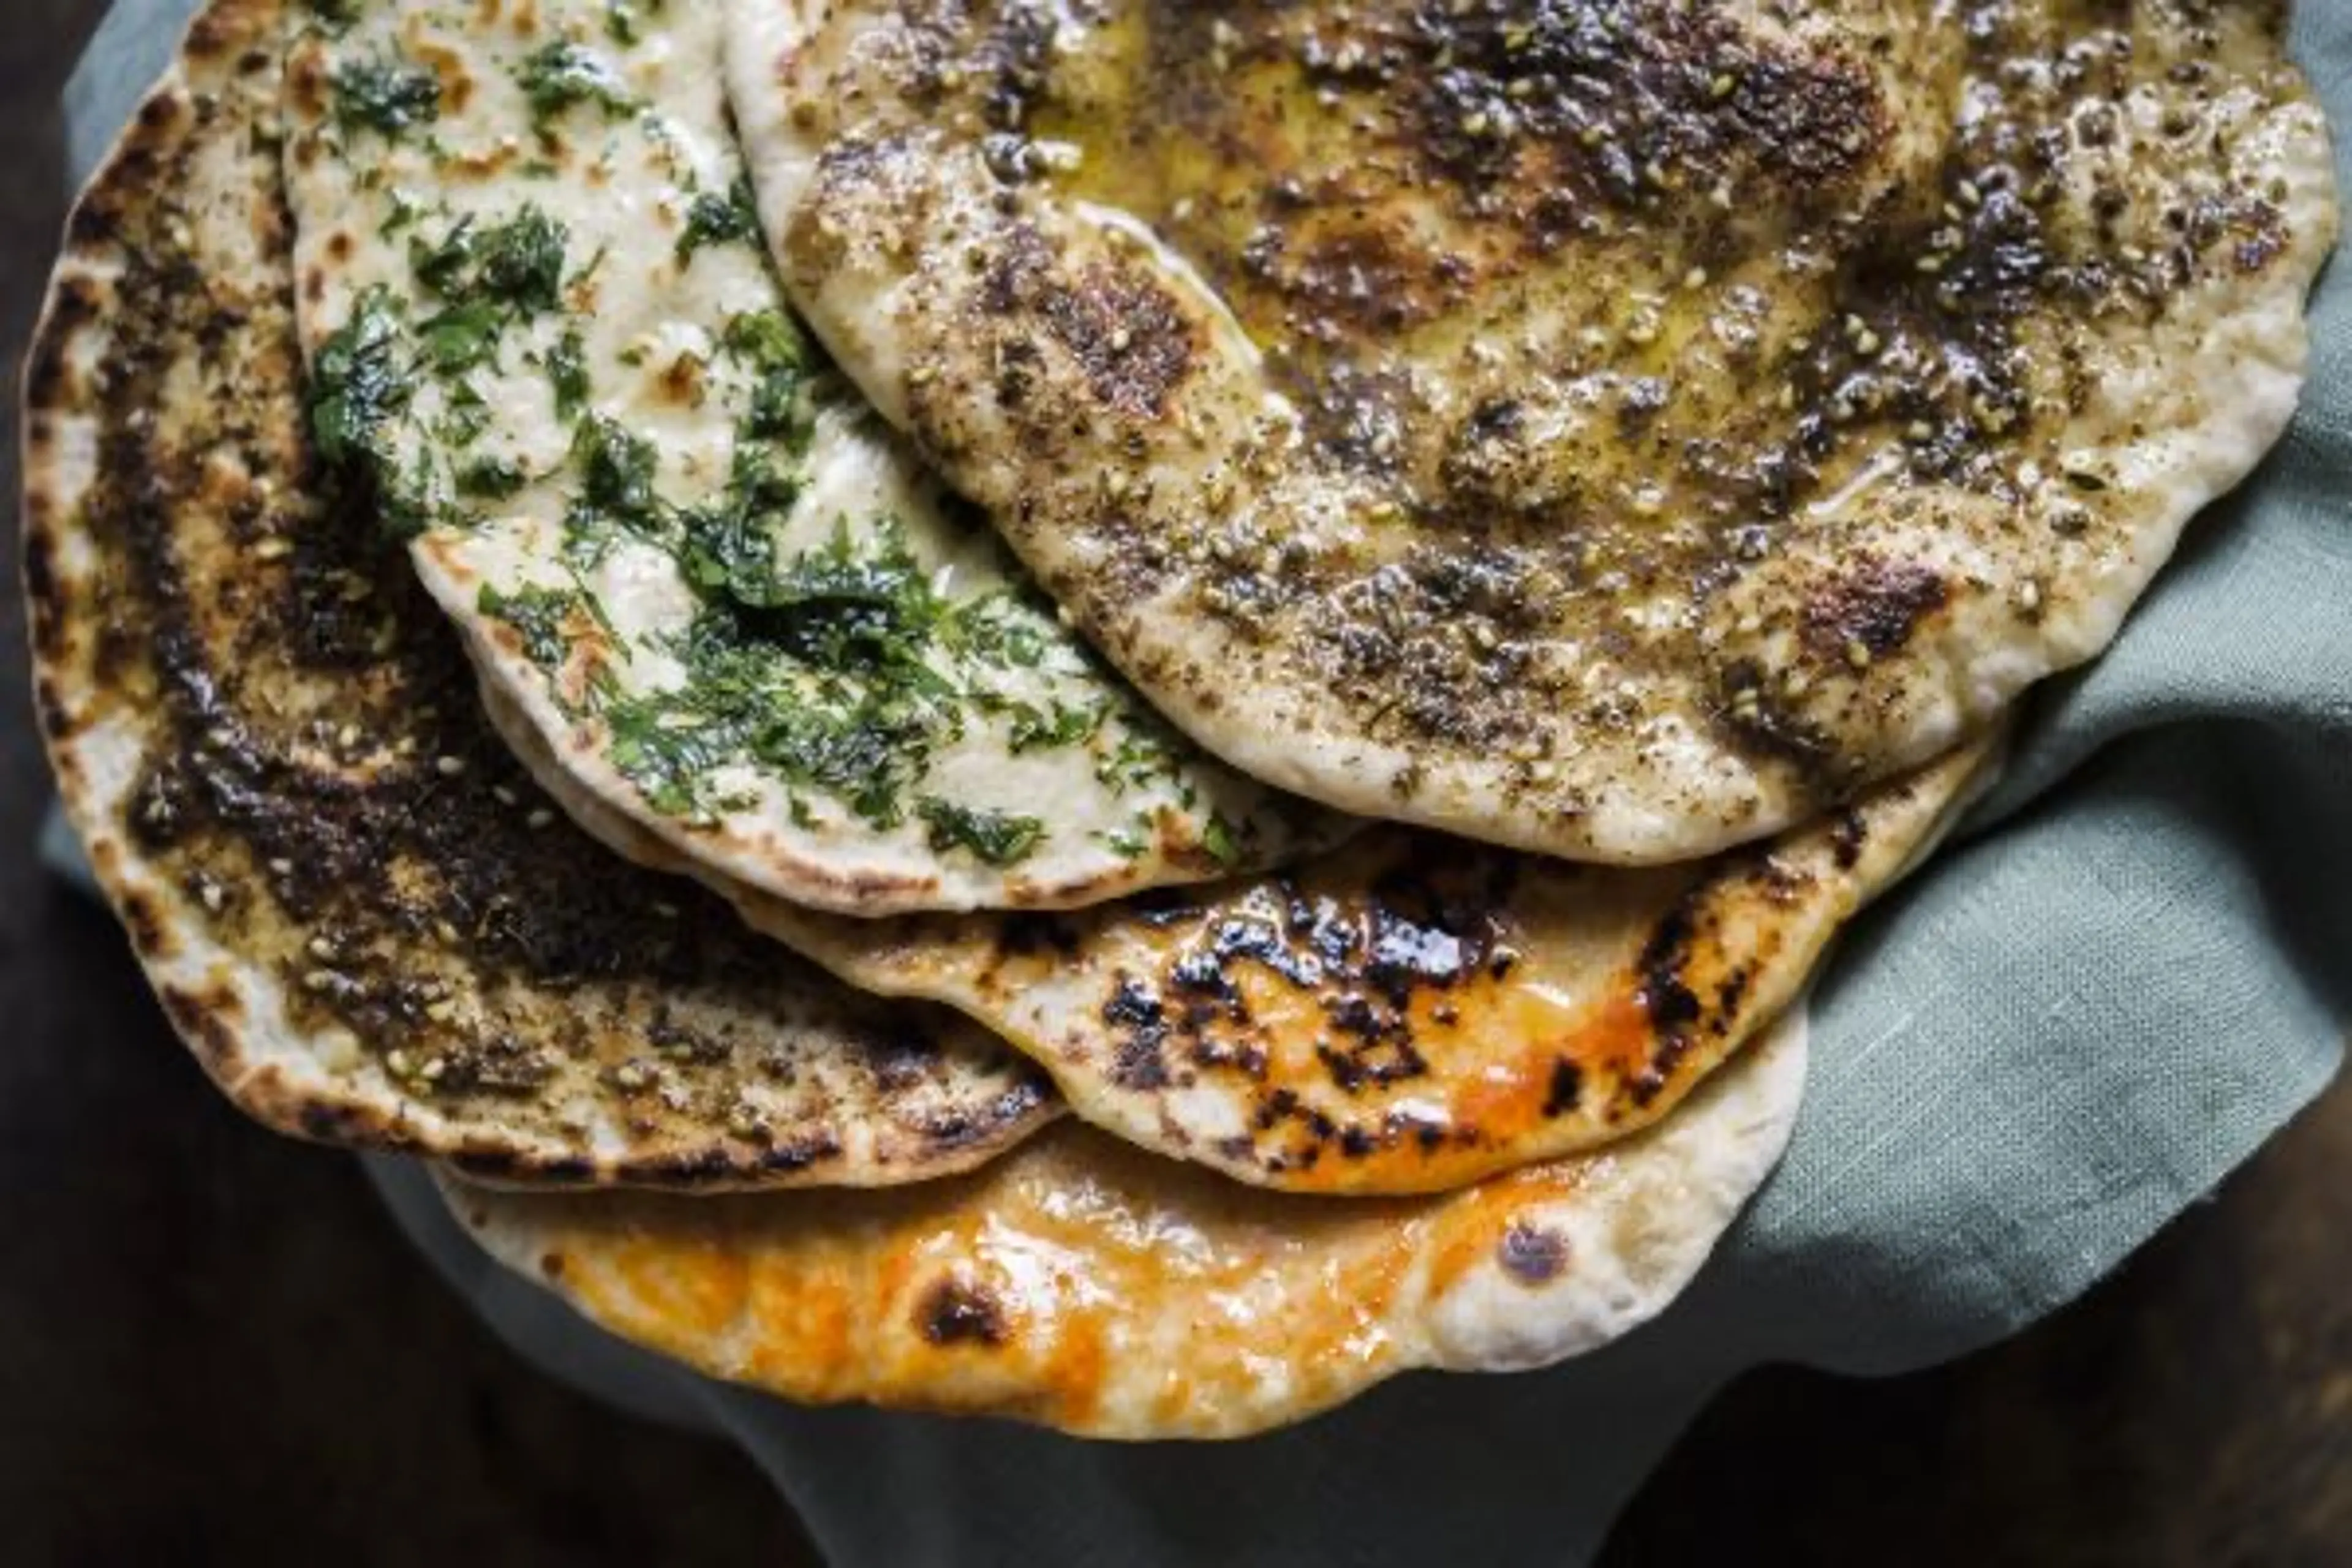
[53,3,2349,1562]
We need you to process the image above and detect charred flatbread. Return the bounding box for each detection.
[480,662,1988,1195]
[22,0,1056,1189]
[727,0,2335,862]
[447,1009,1806,1439]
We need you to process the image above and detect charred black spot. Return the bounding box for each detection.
[1714,964,1755,1025]
[1102,974,1171,1090]
[1543,1058,1585,1118]
[1170,948,1238,1002]
[1635,899,1707,1080]
[1209,916,1322,988]
[1803,557,1951,664]
[760,1133,845,1173]
[867,1030,946,1092]
[919,1279,1009,1348]
[1829,809,1868,872]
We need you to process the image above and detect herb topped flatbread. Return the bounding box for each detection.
[279,0,1336,917]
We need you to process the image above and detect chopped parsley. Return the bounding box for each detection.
[1095,723,1186,796]
[546,328,592,421]
[417,300,507,375]
[477,583,584,665]
[570,415,662,533]
[677,473,787,606]
[1006,699,1106,755]
[456,456,529,500]
[307,285,410,467]
[434,380,491,447]
[379,187,424,238]
[918,799,1047,867]
[515,42,636,129]
[722,309,805,368]
[1201,812,1242,869]
[601,608,940,827]
[722,310,812,443]
[331,53,441,139]
[412,208,570,314]
[677,177,762,266]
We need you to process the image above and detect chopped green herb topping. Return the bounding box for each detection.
[412,208,571,314]
[546,328,591,421]
[435,380,491,448]
[374,447,450,541]
[478,582,584,666]
[722,310,813,442]
[918,799,1048,867]
[1202,812,1242,869]
[331,53,441,138]
[457,456,529,500]
[677,176,762,266]
[308,284,410,467]
[571,416,663,532]
[1006,699,1106,755]
[515,41,637,128]
[418,300,507,375]
[602,606,938,827]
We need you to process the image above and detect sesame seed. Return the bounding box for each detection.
[1845,639,1873,670]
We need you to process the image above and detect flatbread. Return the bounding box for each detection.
[278,0,1335,918]
[480,657,1985,1195]
[21,0,1056,1189]
[728,0,2337,863]
[446,1008,1805,1440]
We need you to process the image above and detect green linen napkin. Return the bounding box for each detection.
[58,3,2349,1562]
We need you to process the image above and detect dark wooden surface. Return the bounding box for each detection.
[2,6,2345,1562]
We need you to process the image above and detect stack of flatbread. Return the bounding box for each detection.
[24,0,2333,1440]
